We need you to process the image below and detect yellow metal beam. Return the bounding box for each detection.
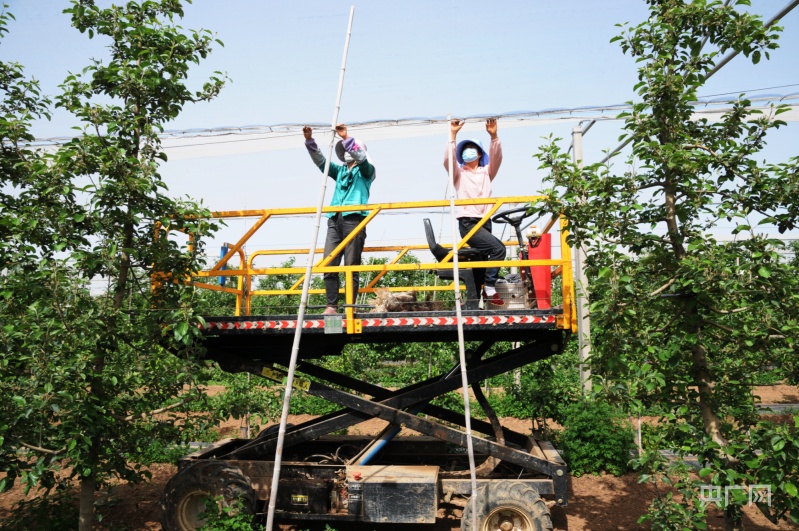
[208,196,545,219]
[289,208,381,291]
[247,241,518,260]
[558,216,574,332]
[439,201,508,263]
[365,249,409,289]
[192,282,242,295]
[251,284,461,297]
[210,213,270,272]
[195,258,564,278]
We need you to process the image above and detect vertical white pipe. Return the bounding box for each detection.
[447,115,479,526]
[571,126,592,396]
[264,7,355,530]
[638,414,643,455]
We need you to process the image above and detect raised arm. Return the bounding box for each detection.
[443,119,464,181]
[485,118,502,180]
[303,126,340,178]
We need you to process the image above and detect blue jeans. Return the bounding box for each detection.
[458,217,506,288]
[324,213,366,307]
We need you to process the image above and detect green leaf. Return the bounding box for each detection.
[758,267,771,278]
[771,435,785,451]
[785,483,798,497]
[699,467,713,478]
[175,321,189,342]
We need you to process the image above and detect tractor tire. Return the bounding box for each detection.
[160,460,256,531]
[461,480,552,531]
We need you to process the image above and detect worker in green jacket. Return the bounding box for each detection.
[303,125,376,315]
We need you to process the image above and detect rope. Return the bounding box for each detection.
[446,115,480,527]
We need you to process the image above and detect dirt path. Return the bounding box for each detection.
[3,459,787,530]
[2,383,798,530]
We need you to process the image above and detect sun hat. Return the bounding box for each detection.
[455,138,489,167]
[335,139,367,162]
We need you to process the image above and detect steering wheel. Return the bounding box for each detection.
[491,206,536,226]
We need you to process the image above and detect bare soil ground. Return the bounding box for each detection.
[1,384,798,530]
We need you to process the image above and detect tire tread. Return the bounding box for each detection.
[160,460,256,531]
[461,480,552,531]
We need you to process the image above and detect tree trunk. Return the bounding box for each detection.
[662,172,730,451]
[725,505,744,531]
[78,474,95,531]
[113,221,134,311]
[690,339,730,448]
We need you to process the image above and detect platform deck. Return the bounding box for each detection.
[201,307,564,363]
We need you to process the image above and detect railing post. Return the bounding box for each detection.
[345,270,356,334]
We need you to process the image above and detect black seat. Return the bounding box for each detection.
[423,219,483,309]
[424,218,483,262]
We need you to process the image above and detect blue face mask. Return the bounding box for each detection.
[462,148,479,163]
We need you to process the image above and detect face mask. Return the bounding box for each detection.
[462,148,479,163]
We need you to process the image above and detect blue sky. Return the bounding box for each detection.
[4,1,798,262]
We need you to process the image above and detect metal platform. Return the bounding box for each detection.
[160,197,575,528]
[201,307,565,363]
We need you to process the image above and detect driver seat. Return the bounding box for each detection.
[423,218,483,309]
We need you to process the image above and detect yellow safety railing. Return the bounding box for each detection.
[189,196,576,332]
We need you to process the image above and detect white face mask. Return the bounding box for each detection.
[462,148,479,163]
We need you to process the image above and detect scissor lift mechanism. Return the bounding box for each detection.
[160,196,575,530]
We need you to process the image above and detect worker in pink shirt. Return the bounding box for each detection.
[444,118,506,307]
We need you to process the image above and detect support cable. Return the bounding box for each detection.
[263,7,355,530]
[446,114,479,527]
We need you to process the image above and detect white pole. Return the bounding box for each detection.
[264,7,355,530]
[638,414,643,455]
[447,115,479,527]
[571,126,592,396]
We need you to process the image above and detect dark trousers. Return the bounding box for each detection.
[324,213,366,307]
[458,217,506,287]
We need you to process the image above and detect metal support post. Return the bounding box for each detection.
[571,126,592,396]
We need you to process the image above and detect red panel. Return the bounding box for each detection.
[527,234,552,309]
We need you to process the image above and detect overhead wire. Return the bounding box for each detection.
[28,93,799,149]
[698,82,799,98]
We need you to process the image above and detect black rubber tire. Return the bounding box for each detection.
[461,480,552,531]
[160,460,256,531]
